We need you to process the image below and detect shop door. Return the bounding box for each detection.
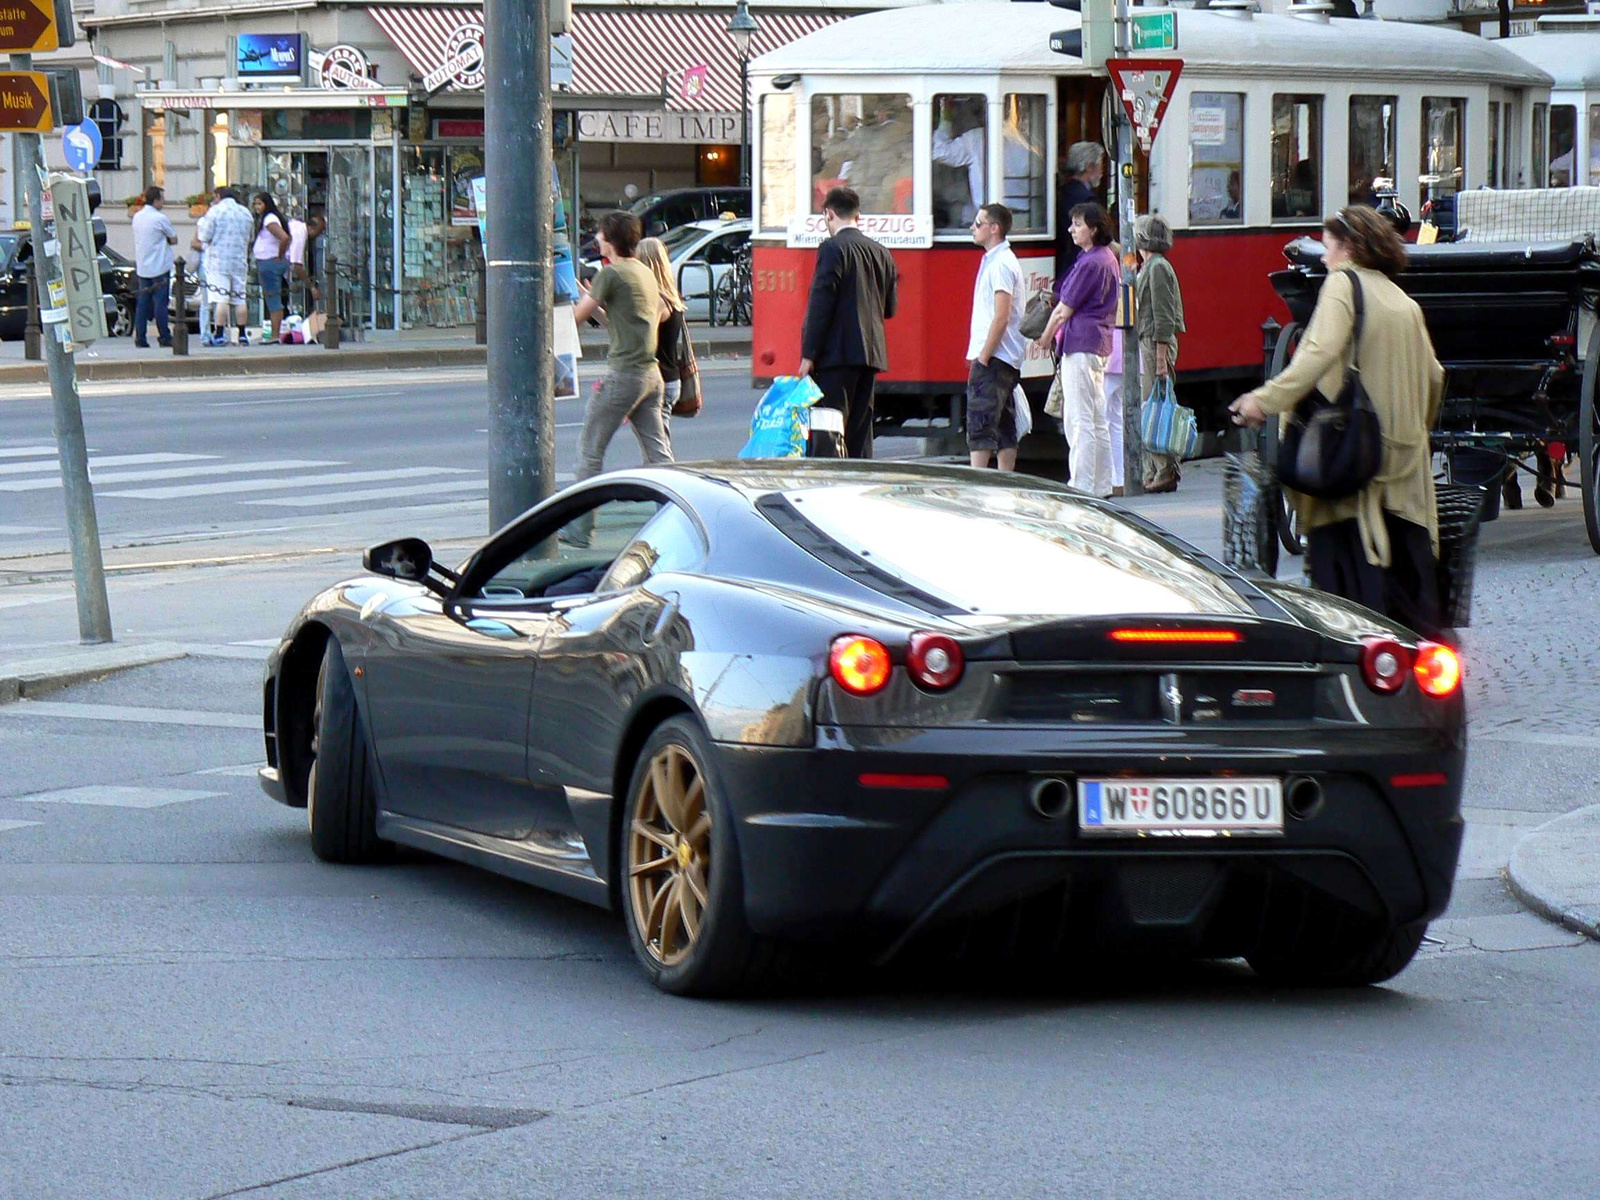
[328,146,374,329]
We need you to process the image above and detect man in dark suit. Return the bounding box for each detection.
[798,186,898,458]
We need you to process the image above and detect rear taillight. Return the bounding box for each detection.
[1360,637,1410,694]
[830,635,892,696]
[1414,642,1462,698]
[907,632,964,691]
[1109,628,1241,644]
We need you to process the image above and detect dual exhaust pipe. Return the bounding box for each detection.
[1027,775,1325,822]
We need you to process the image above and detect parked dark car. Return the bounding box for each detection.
[258,462,1465,996]
[577,186,750,261]
[100,244,204,337]
[0,229,118,342]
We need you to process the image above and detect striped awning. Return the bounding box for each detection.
[367,5,843,106]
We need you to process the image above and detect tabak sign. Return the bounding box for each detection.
[422,21,485,93]
[318,44,380,91]
[785,213,931,249]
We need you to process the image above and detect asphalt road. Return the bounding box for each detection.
[3,367,1600,1197]
[0,364,767,568]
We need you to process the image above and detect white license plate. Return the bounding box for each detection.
[1078,778,1283,837]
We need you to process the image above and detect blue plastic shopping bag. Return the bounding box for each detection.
[1139,377,1198,460]
[739,375,825,458]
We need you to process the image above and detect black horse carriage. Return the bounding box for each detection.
[1264,236,1600,557]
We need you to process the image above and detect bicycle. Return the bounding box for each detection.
[713,243,753,327]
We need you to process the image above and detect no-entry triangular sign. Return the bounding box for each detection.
[1106,58,1183,155]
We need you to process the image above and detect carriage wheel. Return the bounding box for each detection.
[1265,322,1306,558]
[1582,325,1600,554]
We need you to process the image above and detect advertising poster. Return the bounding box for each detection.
[236,33,305,82]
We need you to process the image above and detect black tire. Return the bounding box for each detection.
[1248,919,1426,988]
[1581,324,1600,554]
[306,639,389,864]
[618,716,787,996]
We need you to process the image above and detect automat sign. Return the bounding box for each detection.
[422,22,485,93]
[318,44,379,90]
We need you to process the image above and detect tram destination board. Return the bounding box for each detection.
[0,71,52,132]
[0,0,60,52]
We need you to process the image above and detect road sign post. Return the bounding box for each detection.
[10,44,111,643]
[0,70,52,130]
[0,0,59,53]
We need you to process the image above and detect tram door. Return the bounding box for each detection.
[1056,75,1149,237]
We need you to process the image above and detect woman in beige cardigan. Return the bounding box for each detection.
[1230,206,1447,639]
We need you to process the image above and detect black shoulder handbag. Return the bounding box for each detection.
[1275,270,1383,501]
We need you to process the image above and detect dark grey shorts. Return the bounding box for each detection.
[966,358,1023,452]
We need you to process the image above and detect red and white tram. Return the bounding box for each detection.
[747,2,1553,438]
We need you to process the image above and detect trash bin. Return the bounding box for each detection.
[1447,446,1506,522]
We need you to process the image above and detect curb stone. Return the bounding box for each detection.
[0,642,190,704]
[1506,803,1600,941]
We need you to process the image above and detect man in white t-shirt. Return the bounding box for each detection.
[965,202,1026,470]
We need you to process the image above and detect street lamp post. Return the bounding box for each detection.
[728,0,759,189]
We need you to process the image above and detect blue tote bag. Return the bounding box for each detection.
[1140,377,1198,460]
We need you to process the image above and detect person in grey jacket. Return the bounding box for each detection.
[1134,214,1187,492]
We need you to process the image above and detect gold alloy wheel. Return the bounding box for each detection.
[627,744,712,968]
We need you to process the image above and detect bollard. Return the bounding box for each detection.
[322,251,342,350]
[24,270,41,361]
[475,255,487,345]
[171,257,189,356]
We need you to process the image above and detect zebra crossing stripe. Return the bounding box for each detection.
[0,460,345,493]
[102,466,474,501]
[0,452,216,478]
[0,445,66,459]
[243,478,490,508]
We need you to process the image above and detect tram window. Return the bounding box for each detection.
[1002,94,1048,234]
[1271,95,1322,221]
[1188,92,1243,226]
[811,94,914,216]
[1349,96,1396,207]
[1532,104,1547,190]
[1422,97,1466,197]
[932,94,987,233]
[760,93,796,231]
[1550,105,1577,189]
[1488,101,1501,189]
[1589,106,1600,186]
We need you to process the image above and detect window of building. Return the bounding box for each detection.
[1349,95,1396,207]
[90,99,124,171]
[759,92,795,231]
[1532,103,1548,191]
[1488,101,1501,189]
[931,93,987,233]
[1002,93,1048,234]
[810,93,914,215]
[1550,104,1577,188]
[1188,92,1243,225]
[1422,96,1466,196]
[1504,103,1516,186]
[1589,105,1600,187]
[1271,94,1322,220]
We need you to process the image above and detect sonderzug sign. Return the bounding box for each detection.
[577,110,738,145]
[786,213,932,249]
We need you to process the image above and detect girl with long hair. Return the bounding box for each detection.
[636,236,688,436]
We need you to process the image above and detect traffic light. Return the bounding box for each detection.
[85,178,107,254]
[1048,0,1113,71]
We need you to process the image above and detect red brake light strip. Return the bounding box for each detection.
[1109,629,1241,644]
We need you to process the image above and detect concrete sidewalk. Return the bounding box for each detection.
[1509,806,1600,939]
[0,321,752,384]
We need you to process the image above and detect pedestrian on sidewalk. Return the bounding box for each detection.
[965,202,1025,471]
[287,211,308,314]
[1037,202,1119,498]
[250,192,292,345]
[564,211,672,546]
[1230,205,1446,640]
[798,186,899,459]
[130,186,176,349]
[1055,142,1104,289]
[195,187,253,346]
[636,236,687,442]
[1134,214,1188,493]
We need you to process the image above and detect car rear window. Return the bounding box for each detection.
[776,483,1251,617]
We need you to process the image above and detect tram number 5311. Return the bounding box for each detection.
[755,269,799,293]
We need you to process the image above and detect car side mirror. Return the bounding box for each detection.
[364,537,434,583]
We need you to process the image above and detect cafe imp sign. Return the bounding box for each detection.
[422,21,486,92]
[319,44,379,91]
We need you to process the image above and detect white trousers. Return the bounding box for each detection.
[1060,351,1113,498]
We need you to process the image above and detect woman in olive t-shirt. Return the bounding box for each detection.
[566,211,673,543]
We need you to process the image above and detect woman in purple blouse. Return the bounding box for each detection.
[1036,202,1120,498]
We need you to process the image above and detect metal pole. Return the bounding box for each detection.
[1114,0,1144,497]
[486,0,555,530]
[15,51,112,643]
[739,54,750,189]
